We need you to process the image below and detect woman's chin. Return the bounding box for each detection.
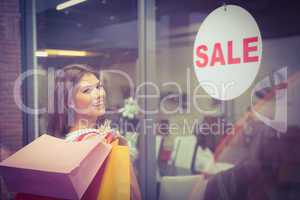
[94,108,105,117]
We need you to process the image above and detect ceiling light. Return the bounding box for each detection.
[36,49,100,57]
[35,51,48,57]
[56,0,88,11]
[46,49,88,56]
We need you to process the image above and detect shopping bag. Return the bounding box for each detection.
[0,134,112,200]
[14,193,61,200]
[97,140,131,200]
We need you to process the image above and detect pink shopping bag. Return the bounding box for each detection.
[0,134,112,200]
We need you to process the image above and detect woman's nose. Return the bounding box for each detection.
[100,88,106,98]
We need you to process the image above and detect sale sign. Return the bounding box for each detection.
[193,5,262,100]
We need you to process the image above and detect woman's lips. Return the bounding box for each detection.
[93,101,104,107]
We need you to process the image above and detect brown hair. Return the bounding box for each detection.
[47,64,101,138]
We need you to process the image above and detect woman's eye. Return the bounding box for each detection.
[82,88,91,94]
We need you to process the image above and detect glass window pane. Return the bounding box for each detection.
[35,0,143,198]
[155,1,300,200]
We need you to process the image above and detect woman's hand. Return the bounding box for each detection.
[113,134,128,146]
[105,132,128,146]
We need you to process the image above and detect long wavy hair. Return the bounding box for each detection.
[47,64,105,138]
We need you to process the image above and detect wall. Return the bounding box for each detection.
[0,0,23,159]
[0,0,22,198]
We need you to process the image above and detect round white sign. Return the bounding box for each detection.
[193,5,262,100]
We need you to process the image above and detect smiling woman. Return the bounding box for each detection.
[47,64,106,138]
[67,70,107,134]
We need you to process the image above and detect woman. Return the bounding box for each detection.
[16,64,141,200]
[48,64,108,140]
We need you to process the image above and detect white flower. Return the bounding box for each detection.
[119,97,139,119]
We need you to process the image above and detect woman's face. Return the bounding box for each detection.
[72,73,106,119]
